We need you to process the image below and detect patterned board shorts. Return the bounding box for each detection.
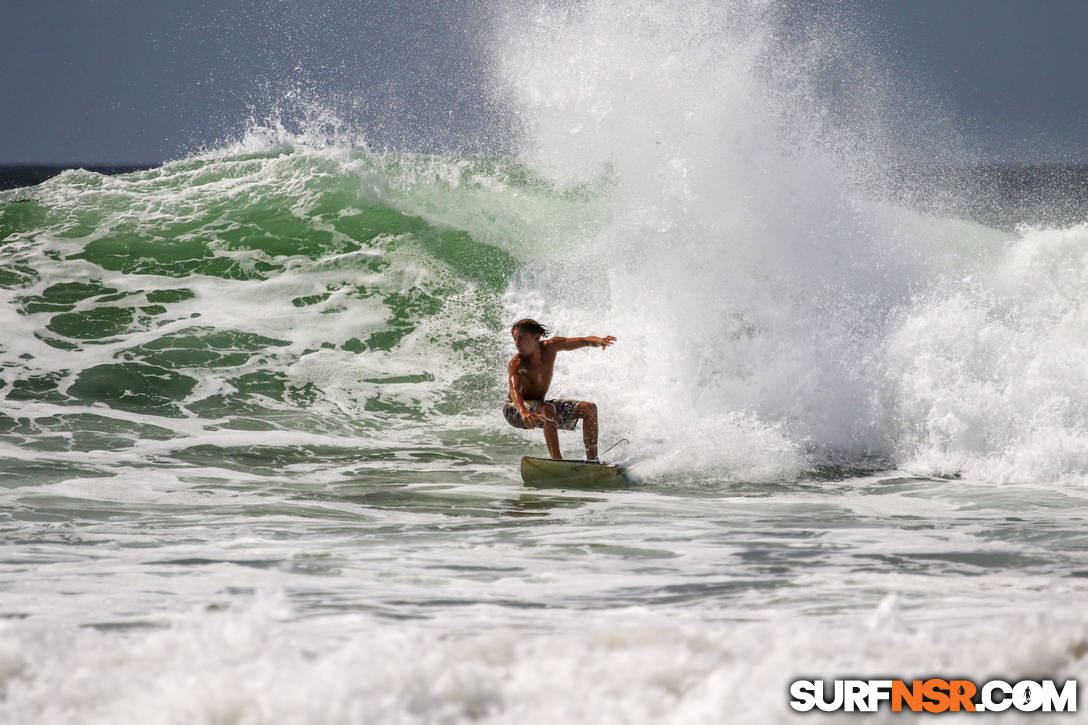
[503,399,582,431]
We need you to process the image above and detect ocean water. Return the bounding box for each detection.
[3,1,1088,722]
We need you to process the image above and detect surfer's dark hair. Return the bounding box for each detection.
[511,318,549,337]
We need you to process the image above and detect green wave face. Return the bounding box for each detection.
[0,146,609,455]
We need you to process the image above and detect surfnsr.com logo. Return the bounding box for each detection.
[789,679,1077,713]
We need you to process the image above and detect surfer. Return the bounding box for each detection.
[504,318,616,461]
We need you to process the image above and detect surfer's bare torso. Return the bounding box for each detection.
[508,339,559,402]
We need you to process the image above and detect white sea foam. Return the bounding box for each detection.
[3,596,1086,724]
[888,222,1088,483]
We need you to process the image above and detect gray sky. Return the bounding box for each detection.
[863,0,1088,163]
[2,0,1086,164]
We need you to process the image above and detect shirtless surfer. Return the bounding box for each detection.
[503,318,616,461]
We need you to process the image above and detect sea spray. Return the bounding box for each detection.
[494,0,914,476]
[491,0,1088,484]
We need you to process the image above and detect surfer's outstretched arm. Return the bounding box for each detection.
[548,335,616,352]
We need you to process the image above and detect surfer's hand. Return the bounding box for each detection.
[594,335,616,349]
[525,412,547,429]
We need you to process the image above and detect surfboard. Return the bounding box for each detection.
[520,456,632,487]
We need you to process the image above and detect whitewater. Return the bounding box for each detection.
[2,1,1088,722]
